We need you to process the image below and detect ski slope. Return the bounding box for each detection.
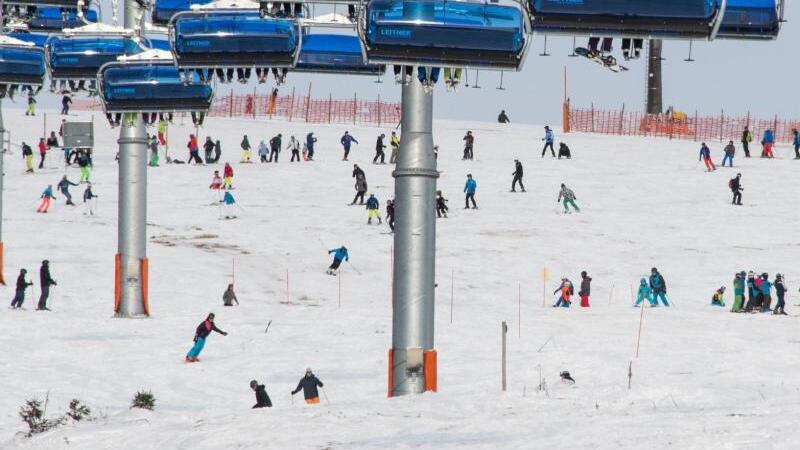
[1,108,799,449]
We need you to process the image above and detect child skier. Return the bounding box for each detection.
[37,138,47,168]
[240,134,252,163]
[552,278,573,307]
[761,129,774,158]
[10,269,33,309]
[386,199,395,232]
[774,274,787,315]
[290,368,324,405]
[635,278,655,307]
[210,170,223,190]
[464,174,477,209]
[185,313,228,362]
[37,185,56,213]
[711,286,726,307]
[557,183,580,213]
[649,267,669,306]
[326,246,349,275]
[436,190,449,218]
[82,182,97,216]
[732,272,745,312]
[366,194,382,224]
[699,143,716,171]
[220,191,237,219]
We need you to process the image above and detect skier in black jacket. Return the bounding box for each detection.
[511,160,525,192]
[373,134,386,164]
[250,380,272,408]
[291,368,324,404]
[186,313,228,362]
[436,190,448,218]
[730,173,743,205]
[386,199,395,232]
[10,269,33,309]
[203,137,215,164]
[37,260,57,310]
[269,134,282,163]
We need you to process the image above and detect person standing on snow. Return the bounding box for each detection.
[649,267,670,306]
[578,271,591,307]
[462,131,474,160]
[511,160,525,192]
[557,183,580,213]
[220,191,237,219]
[258,139,269,163]
[288,136,301,162]
[744,271,758,312]
[149,135,160,167]
[37,260,57,311]
[77,151,91,183]
[10,269,33,309]
[157,118,168,146]
[26,94,36,116]
[203,136,215,164]
[463,174,477,209]
[250,380,272,408]
[327,246,349,275]
[760,273,772,312]
[386,199,395,232]
[634,278,655,307]
[241,135,253,163]
[209,170,223,190]
[761,129,774,158]
[37,138,47,169]
[223,163,234,189]
[22,142,34,173]
[436,190,449,218]
[340,131,358,161]
[389,131,400,163]
[373,133,386,164]
[61,94,72,115]
[82,182,97,216]
[721,141,735,167]
[366,194,382,224]
[187,134,202,165]
[729,173,743,205]
[223,283,239,306]
[732,272,745,312]
[774,274,787,315]
[214,140,222,163]
[552,278,573,307]
[269,134,282,163]
[306,132,317,161]
[541,126,555,158]
[291,368,324,404]
[699,142,716,171]
[185,313,228,362]
[37,185,56,213]
[498,110,510,124]
[793,128,800,159]
[741,126,752,158]
[351,165,367,205]
[57,175,78,206]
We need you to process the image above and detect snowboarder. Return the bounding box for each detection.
[436,190,448,218]
[203,137,215,164]
[558,142,571,159]
[462,131,474,160]
[774,274,787,315]
[552,278,573,307]
[793,128,800,159]
[250,380,272,408]
[557,183,580,213]
[389,131,400,164]
[327,246,349,275]
[258,140,269,163]
[699,142,716,171]
[464,174,477,209]
[711,286,726,307]
[721,141,735,167]
[366,194,382,224]
[635,278,655,307]
[223,283,239,306]
[37,138,47,169]
[22,142,34,173]
[240,135,252,163]
[185,313,228,362]
[649,267,669,306]
[761,129,774,158]
[373,134,386,164]
[498,110,510,124]
[541,126,555,157]
[340,131,358,161]
[82,182,97,216]
[10,269,33,309]
[220,191,237,219]
[187,134,202,165]
[37,260,56,311]
[57,175,78,205]
[732,272,745,312]
[26,94,36,116]
[306,132,317,161]
[61,94,72,115]
[290,368,324,404]
[37,185,56,213]
[760,273,772,311]
[386,199,395,232]
[511,160,525,192]
[223,163,234,189]
[729,173,743,205]
[351,165,367,205]
[288,136,301,162]
[578,271,591,307]
[269,134,282,163]
[741,126,752,158]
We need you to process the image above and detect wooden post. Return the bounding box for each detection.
[252,86,257,119]
[694,110,698,142]
[288,87,296,122]
[304,82,312,123]
[590,103,595,133]
[541,267,549,307]
[328,93,333,124]
[618,104,625,135]
[377,94,381,126]
[501,321,508,391]
[719,109,724,142]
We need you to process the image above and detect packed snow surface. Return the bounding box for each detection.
[1,109,798,449]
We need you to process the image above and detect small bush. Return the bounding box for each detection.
[19,398,65,437]
[66,399,92,422]
[131,391,156,410]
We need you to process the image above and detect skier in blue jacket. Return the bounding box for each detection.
[541,126,555,158]
[792,128,800,159]
[306,132,317,160]
[648,267,670,306]
[464,174,477,209]
[760,273,772,312]
[366,194,381,224]
[220,191,237,219]
[327,246,349,275]
[340,131,358,161]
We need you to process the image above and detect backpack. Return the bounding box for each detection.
[728,179,735,189]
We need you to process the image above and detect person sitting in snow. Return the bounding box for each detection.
[250,380,272,408]
[209,170,222,190]
[711,286,726,307]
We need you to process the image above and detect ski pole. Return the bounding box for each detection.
[346,261,362,275]
[321,387,330,405]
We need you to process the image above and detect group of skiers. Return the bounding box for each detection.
[635,268,670,307]
[9,260,57,311]
[36,177,97,214]
[721,271,789,315]
[552,271,593,307]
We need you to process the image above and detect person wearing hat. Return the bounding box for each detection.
[541,126,555,158]
[436,190,448,218]
[635,278,655,307]
[774,274,787,315]
[37,260,57,311]
[291,368,324,405]
[389,131,400,163]
[240,134,252,163]
[511,160,525,192]
[223,284,239,306]
[269,133,282,163]
[186,313,228,363]
[462,131,474,160]
[373,133,386,164]
[250,380,272,408]
[326,246,349,276]
[288,135,301,162]
[209,170,223,190]
[83,182,98,216]
[552,277,573,307]
[578,271,592,307]
[340,131,358,161]
[557,183,579,213]
[464,174,477,209]
[760,273,772,312]
[557,142,572,159]
[37,185,56,213]
[732,272,745,312]
[10,269,33,309]
[223,163,234,189]
[711,286,726,307]
[648,267,669,306]
[366,194,381,224]
[744,271,757,312]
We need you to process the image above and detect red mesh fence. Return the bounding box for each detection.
[563,101,800,144]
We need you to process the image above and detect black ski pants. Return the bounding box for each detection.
[542,142,555,157]
[373,150,385,164]
[465,193,476,208]
[512,175,524,192]
[732,189,742,205]
[352,191,365,205]
[742,141,750,157]
[291,150,300,162]
[37,286,50,310]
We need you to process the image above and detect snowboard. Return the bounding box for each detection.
[574,47,628,72]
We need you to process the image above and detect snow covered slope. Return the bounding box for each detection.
[1,109,798,449]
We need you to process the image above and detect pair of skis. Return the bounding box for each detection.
[574,47,629,73]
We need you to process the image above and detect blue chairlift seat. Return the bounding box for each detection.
[46,35,144,80]
[529,0,720,39]
[152,0,211,26]
[7,32,50,48]
[29,8,98,31]
[296,34,384,75]
[0,43,46,85]
[99,61,213,112]
[170,10,300,68]
[716,0,780,39]
[363,0,527,70]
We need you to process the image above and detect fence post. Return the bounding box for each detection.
[377,94,381,126]
[305,82,312,123]
[228,89,234,118]
[773,114,778,137]
[288,87,296,122]
[501,321,507,392]
[694,110,698,141]
[252,87,256,119]
[562,99,570,133]
[590,103,595,133]
[328,93,332,124]
[719,109,724,142]
[353,92,357,124]
[618,103,625,135]
[746,111,751,128]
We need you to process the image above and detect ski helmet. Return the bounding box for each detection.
[250,380,258,389]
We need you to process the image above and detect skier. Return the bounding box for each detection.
[258,139,269,163]
[634,278,655,307]
[185,313,228,362]
[340,131,358,161]
[552,278,573,307]
[711,286,725,307]
[699,142,716,171]
[306,132,317,161]
[443,67,462,91]
[220,191,237,219]
[37,138,47,169]
[389,131,400,164]
[326,246,349,275]
[250,380,272,408]
[351,166,367,205]
[436,190,449,218]
[37,260,56,311]
[213,140,222,163]
[729,173,743,205]
[557,183,580,213]
[373,134,386,164]
[26,94,36,116]
[463,174,477,209]
[223,163,234,189]
[541,126,555,158]
[760,273,772,312]
[760,129,774,158]
[223,283,239,306]
[558,142,572,159]
[511,160,525,192]
[721,141,735,167]
[82,182,97,216]
[57,175,78,206]
[149,135,160,167]
[157,118,168,146]
[773,274,787,315]
[649,267,669,306]
[386,199,395,232]
[578,271,591,307]
[732,272,745,312]
[290,368,324,404]
[241,135,252,163]
[269,134,282,163]
[366,194,382,224]
[203,137,215,164]
[462,131,474,160]
[37,185,56,213]
[209,170,223,190]
[288,136,301,162]
[793,128,800,159]
[22,142,34,173]
[187,134,202,165]
[498,110,510,124]
[10,269,33,309]
[77,151,91,183]
[61,94,72,115]
[744,271,758,312]
[741,125,752,158]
